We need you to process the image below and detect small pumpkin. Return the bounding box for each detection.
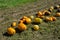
[45,17,53,21]
[19,20,24,23]
[7,27,16,35]
[18,23,27,31]
[50,6,54,10]
[25,18,32,24]
[39,16,45,19]
[33,25,39,31]
[43,10,51,15]
[29,15,34,19]
[51,16,57,21]
[12,22,17,27]
[56,5,60,8]
[55,13,60,17]
[37,11,43,16]
[22,16,28,19]
[48,8,53,12]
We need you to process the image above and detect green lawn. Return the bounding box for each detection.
[0,0,36,8]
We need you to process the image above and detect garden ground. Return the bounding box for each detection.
[0,0,60,40]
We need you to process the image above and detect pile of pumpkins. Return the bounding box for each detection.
[7,5,60,35]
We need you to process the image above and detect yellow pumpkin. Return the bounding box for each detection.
[7,27,16,35]
[50,6,54,10]
[18,23,27,31]
[29,15,34,19]
[25,18,32,24]
[56,5,60,8]
[55,13,60,17]
[33,25,39,31]
[34,18,43,23]
[12,22,17,27]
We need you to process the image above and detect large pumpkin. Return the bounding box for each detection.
[7,27,16,35]
[34,18,43,23]
[18,23,27,31]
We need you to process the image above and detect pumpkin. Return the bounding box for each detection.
[22,16,28,19]
[12,22,16,27]
[37,11,43,16]
[33,25,39,31]
[39,16,45,19]
[43,10,51,15]
[48,8,53,12]
[29,15,34,19]
[34,18,43,23]
[50,6,54,10]
[7,27,16,35]
[19,20,24,23]
[55,13,60,17]
[51,16,57,21]
[25,18,32,24]
[45,17,53,21]
[56,5,60,8]
[18,23,27,31]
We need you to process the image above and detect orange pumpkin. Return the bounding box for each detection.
[22,16,28,19]
[12,22,17,27]
[43,10,51,15]
[39,16,45,19]
[7,27,16,35]
[19,20,24,23]
[25,18,32,24]
[37,11,43,16]
[51,16,57,21]
[18,23,27,31]
[55,13,60,17]
[48,8,53,12]
[45,17,53,21]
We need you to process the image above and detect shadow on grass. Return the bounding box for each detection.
[15,28,23,33]
[31,22,40,25]
[3,32,13,37]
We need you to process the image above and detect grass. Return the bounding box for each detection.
[0,0,36,8]
[0,0,60,40]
